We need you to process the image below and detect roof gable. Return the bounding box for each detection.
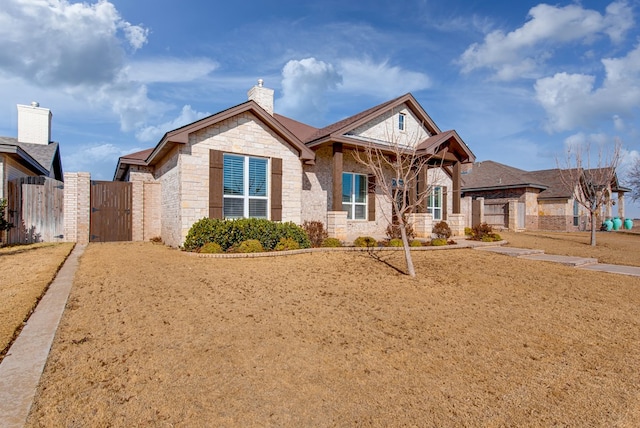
[305,93,441,146]
[0,136,63,180]
[116,101,316,180]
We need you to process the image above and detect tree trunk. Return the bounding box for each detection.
[400,222,416,277]
[590,211,597,247]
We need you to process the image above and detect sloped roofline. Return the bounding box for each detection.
[0,141,49,176]
[115,101,316,181]
[305,93,441,147]
[417,130,476,164]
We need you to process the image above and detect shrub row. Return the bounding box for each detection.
[183,218,311,252]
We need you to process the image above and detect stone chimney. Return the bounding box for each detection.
[17,102,52,145]
[247,79,274,115]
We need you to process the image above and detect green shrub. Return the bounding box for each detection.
[274,237,300,251]
[469,223,495,241]
[430,238,448,246]
[354,236,377,247]
[385,222,415,240]
[0,199,13,235]
[409,239,423,247]
[321,237,342,247]
[183,218,310,252]
[464,227,473,236]
[235,239,264,253]
[480,233,502,242]
[491,233,502,242]
[303,220,328,247]
[388,238,403,247]
[432,221,452,239]
[199,242,223,254]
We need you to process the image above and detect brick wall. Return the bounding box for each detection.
[63,172,90,244]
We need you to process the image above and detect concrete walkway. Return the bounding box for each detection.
[0,244,86,428]
[475,245,640,277]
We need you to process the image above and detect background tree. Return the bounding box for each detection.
[557,141,621,246]
[352,135,442,277]
[628,156,640,202]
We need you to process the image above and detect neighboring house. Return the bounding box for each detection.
[461,160,629,231]
[0,103,64,244]
[0,103,63,199]
[115,81,475,247]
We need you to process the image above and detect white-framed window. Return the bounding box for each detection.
[223,154,268,219]
[573,199,579,226]
[398,113,406,131]
[427,186,443,220]
[342,172,367,220]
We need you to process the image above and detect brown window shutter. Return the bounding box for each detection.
[209,150,223,219]
[368,174,376,221]
[271,157,283,221]
[442,186,448,221]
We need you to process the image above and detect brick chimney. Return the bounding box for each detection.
[17,102,52,145]
[247,79,274,115]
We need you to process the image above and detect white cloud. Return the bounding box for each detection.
[459,1,633,80]
[276,58,342,123]
[125,58,219,83]
[338,58,431,98]
[136,105,210,143]
[64,142,144,179]
[0,0,148,86]
[535,44,640,132]
[276,57,432,124]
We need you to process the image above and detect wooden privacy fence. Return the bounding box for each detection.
[6,176,64,244]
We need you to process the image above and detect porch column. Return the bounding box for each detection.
[618,191,626,218]
[332,143,343,211]
[452,161,461,214]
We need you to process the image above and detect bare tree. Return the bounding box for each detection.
[352,135,442,277]
[628,156,640,202]
[558,140,621,246]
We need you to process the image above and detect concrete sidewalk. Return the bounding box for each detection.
[0,244,86,428]
[475,245,640,277]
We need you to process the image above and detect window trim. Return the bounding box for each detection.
[342,172,368,220]
[427,186,443,220]
[398,113,406,131]
[223,153,269,219]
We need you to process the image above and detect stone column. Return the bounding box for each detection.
[617,191,625,219]
[327,211,348,241]
[332,143,343,211]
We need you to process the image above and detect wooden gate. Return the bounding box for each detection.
[90,181,132,242]
[6,176,64,244]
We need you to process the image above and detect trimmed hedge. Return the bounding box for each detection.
[183,218,311,252]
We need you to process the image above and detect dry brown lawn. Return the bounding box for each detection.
[501,231,640,267]
[0,243,74,361]
[24,240,640,427]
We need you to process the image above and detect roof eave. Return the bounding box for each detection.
[0,143,49,176]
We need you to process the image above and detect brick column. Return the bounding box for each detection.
[64,172,90,244]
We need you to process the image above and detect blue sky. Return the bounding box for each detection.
[1,0,639,216]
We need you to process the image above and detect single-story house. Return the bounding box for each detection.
[115,80,476,247]
[461,160,630,231]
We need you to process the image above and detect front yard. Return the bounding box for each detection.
[0,243,74,361]
[24,239,640,427]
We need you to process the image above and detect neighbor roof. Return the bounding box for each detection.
[0,136,62,179]
[462,160,628,199]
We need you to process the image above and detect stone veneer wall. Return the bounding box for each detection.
[349,107,430,148]
[165,112,303,247]
[155,146,182,248]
